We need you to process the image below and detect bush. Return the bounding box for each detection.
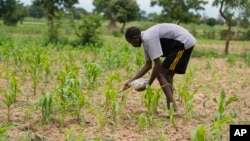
[203,30,216,39]
[241,29,250,40]
[206,18,217,27]
[219,30,235,40]
[73,14,102,46]
[112,29,122,37]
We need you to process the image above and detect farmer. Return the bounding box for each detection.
[122,23,196,113]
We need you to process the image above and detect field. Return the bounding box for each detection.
[0,20,250,141]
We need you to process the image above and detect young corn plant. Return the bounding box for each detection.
[0,40,15,66]
[0,73,20,121]
[135,50,144,68]
[213,89,239,121]
[210,89,239,140]
[11,45,26,72]
[169,103,177,131]
[111,101,121,125]
[88,103,107,135]
[137,114,153,131]
[55,86,69,127]
[25,48,46,95]
[177,69,196,102]
[102,47,123,69]
[143,86,161,115]
[191,124,206,141]
[55,66,80,126]
[204,55,212,70]
[226,54,237,67]
[0,123,15,140]
[43,55,53,84]
[39,91,53,124]
[210,116,233,141]
[66,77,85,122]
[182,89,197,119]
[83,62,100,89]
[104,87,122,125]
[104,73,124,125]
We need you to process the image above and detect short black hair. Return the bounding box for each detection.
[125,27,141,39]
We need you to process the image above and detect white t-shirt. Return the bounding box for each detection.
[141,23,196,61]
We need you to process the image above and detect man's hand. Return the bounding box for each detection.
[122,80,132,91]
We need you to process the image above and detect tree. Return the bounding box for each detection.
[33,0,78,43]
[151,0,208,24]
[111,0,139,33]
[93,0,139,31]
[73,14,102,46]
[27,3,44,19]
[0,0,26,26]
[93,0,116,30]
[212,0,250,54]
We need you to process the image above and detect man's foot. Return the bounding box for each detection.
[157,110,184,118]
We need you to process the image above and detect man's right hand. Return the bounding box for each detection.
[122,80,131,91]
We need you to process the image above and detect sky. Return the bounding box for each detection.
[20,0,219,18]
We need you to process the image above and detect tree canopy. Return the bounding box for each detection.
[111,0,139,32]
[0,0,26,25]
[93,0,139,31]
[151,0,208,23]
[32,0,79,43]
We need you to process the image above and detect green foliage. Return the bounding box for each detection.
[203,30,216,39]
[27,3,44,19]
[25,46,48,95]
[168,103,177,130]
[143,86,161,115]
[206,17,217,27]
[83,62,101,89]
[239,17,250,28]
[0,0,26,26]
[191,124,206,141]
[226,54,237,67]
[0,123,15,140]
[73,14,102,46]
[93,0,112,19]
[137,114,153,131]
[151,0,208,23]
[33,0,78,44]
[112,29,122,37]
[241,29,250,40]
[93,0,140,32]
[241,52,250,66]
[213,89,239,121]
[0,73,20,121]
[111,0,139,24]
[71,7,88,20]
[39,91,53,123]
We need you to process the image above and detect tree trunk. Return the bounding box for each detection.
[108,15,117,31]
[219,0,231,55]
[225,21,231,55]
[121,22,126,33]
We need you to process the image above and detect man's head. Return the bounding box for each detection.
[125,27,142,47]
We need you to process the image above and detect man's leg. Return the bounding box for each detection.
[165,70,175,94]
[157,69,178,111]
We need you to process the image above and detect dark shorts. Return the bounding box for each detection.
[160,39,194,74]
